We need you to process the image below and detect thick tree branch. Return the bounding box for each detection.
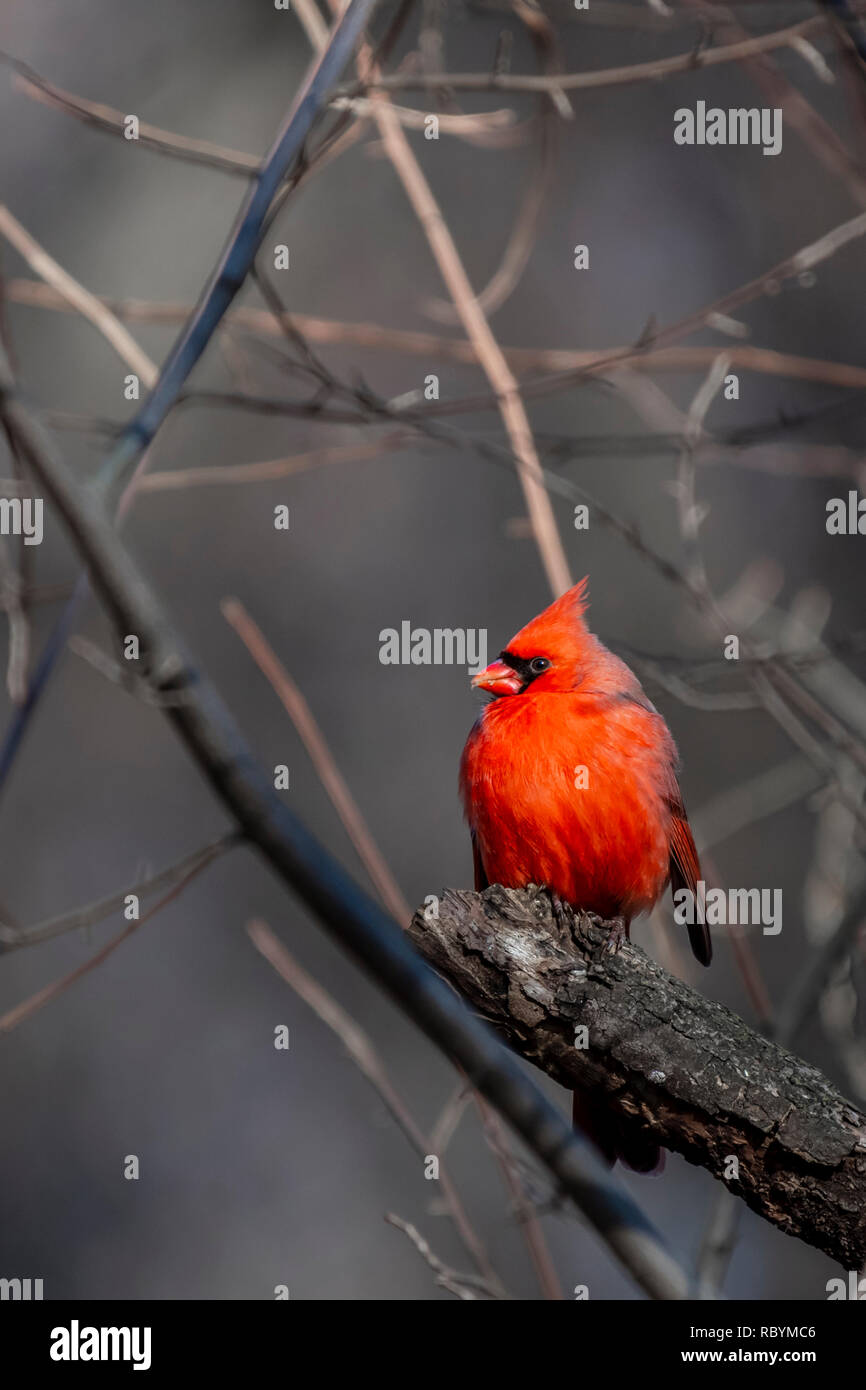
[409,885,866,1269]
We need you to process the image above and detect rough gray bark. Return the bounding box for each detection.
[410,884,866,1268]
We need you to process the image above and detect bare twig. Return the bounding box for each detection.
[341,18,831,95]
[1,52,263,175]
[11,280,866,391]
[675,354,731,589]
[697,1192,742,1298]
[224,600,411,924]
[0,205,159,386]
[472,1095,564,1300]
[139,437,408,493]
[429,1083,473,1155]
[0,837,230,1031]
[384,1213,503,1299]
[335,11,571,597]
[0,536,28,704]
[680,0,866,209]
[424,0,561,322]
[0,834,238,952]
[3,50,515,163]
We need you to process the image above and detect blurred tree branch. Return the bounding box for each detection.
[338,17,832,95]
[12,280,866,392]
[0,833,238,953]
[1,50,518,170]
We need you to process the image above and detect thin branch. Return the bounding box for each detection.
[681,0,866,209]
[10,280,866,391]
[224,599,412,924]
[69,633,192,705]
[424,0,561,322]
[777,889,866,1045]
[0,205,158,386]
[471,1094,564,1301]
[332,93,518,142]
[0,420,30,704]
[291,0,336,50]
[384,1213,503,1300]
[691,756,823,854]
[2,50,515,166]
[1,52,263,175]
[596,369,866,813]
[342,15,571,596]
[429,1083,473,1156]
[341,17,831,95]
[675,353,731,589]
[371,205,866,420]
[697,1191,742,1298]
[0,535,28,704]
[0,837,230,1031]
[139,436,408,493]
[0,834,238,952]
[291,5,518,144]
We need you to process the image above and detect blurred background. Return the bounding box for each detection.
[0,0,865,1299]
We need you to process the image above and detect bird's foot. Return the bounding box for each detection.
[604,916,629,955]
[548,890,574,936]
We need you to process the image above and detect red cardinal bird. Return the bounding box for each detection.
[459,578,710,1170]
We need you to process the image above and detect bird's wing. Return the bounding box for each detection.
[471,832,489,892]
[668,790,712,967]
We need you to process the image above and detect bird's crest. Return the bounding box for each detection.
[508,577,591,656]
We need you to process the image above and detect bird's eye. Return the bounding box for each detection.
[529,657,550,675]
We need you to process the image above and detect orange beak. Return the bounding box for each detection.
[471,659,524,697]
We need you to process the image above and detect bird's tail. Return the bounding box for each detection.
[572,1091,664,1175]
